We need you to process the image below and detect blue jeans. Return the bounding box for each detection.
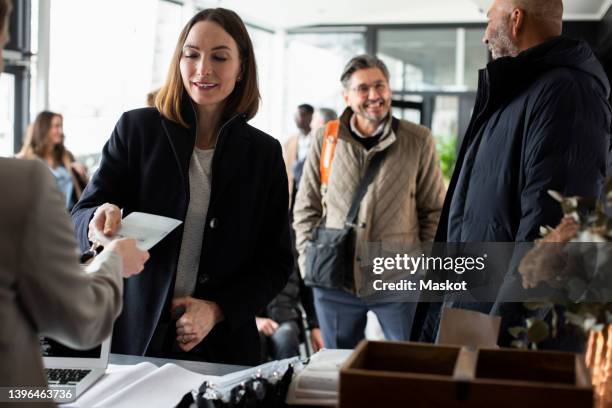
[313,287,416,349]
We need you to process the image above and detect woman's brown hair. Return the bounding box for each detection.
[18,111,85,198]
[18,111,68,166]
[155,8,260,128]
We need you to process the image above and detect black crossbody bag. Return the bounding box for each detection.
[303,149,387,290]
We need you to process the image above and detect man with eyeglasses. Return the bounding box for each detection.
[293,55,445,348]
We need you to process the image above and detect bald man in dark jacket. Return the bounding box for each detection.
[414,0,612,346]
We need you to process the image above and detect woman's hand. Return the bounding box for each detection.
[105,238,150,277]
[172,297,224,352]
[88,203,121,246]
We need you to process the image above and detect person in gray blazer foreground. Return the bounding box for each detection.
[0,8,148,393]
[0,156,150,390]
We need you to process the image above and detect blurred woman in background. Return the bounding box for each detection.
[18,111,88,210]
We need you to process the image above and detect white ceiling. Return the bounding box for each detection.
[472,0,612,20]
[200,0,612,30]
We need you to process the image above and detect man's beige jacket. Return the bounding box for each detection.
[293,108,446,295]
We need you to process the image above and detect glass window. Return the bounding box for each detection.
[151,0,185,90]
[464,28,488,89]
[30,0,39,55]
[247,25,274,136]
[432,95,459,182]
[29,0,39,122]
[0,74,15,157]
[378,28,486,92]
[378,28,457,92]
[432,95,458,140]
[48,0,159,157]
[391,94,423,124]
[283,31,365,139]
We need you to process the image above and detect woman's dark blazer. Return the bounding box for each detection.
[71,104,293,365]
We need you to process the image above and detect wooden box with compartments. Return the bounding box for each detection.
[339,340,592,408]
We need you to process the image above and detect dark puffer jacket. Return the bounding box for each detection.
[415,36,612,344]
[443,36,611,244]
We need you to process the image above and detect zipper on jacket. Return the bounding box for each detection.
[187,99,242,220]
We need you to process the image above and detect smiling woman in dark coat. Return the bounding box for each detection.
[71,8,292,365]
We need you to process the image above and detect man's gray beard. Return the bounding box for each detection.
[358,99,389,123]
[490,29,519,59]
[356,109,387,125]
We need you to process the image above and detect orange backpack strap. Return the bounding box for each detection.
[319,120,340,187]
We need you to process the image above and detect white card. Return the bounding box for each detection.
[114,212,182,250]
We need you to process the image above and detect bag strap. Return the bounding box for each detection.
[345,148,387,226]
[319,117,399,187]
[318,116,395,227]
[344,117,397,226]
[319,119,340,188]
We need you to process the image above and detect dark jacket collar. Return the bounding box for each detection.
[482,36,609,113]
[178,91,248,135]
[160,93,252,210]
[162,93,249,162]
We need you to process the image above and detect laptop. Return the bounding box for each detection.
[40,336,110,400]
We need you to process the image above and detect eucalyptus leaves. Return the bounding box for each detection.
[509,178,612,349]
